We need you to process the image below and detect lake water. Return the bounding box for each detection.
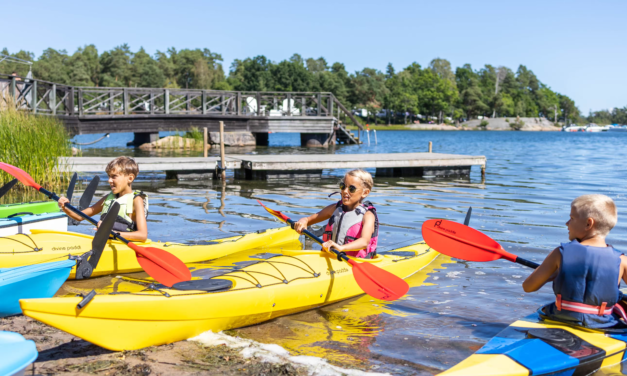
[66,130,627,374]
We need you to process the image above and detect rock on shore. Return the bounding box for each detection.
[407,123,460,131]
[139,136,205,150]
[461,117,560,131]
[209,132,256,146]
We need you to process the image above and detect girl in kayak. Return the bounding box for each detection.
[294,169,379,259]
[522,194,627,328]
[58,157,149,242]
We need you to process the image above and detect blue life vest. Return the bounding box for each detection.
[545,239,623,328]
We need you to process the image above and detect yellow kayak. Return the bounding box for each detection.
[0,226,298,278]
[21,242,439,351]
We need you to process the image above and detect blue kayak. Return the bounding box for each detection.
[0,212,67,237]
[0,331,37,376]
[0,259,75,317]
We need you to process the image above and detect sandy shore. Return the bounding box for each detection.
[1,315,310,376]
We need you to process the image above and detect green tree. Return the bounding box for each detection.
[99,44,132,87]
[131,48,165,88]
[33,48,70,83]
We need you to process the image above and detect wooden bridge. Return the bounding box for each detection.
[0,73,362,147]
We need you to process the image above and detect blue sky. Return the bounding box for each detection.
[3,0,625,113]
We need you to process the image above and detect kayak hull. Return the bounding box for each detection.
[0,331,38,376]
[0,212,68,236]
[21,243,439,351]
[0,201,59,218]
[0,259,75,317]
[0,226,299,278]
[440,306,627,376]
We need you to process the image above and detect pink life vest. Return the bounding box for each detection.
[322,200,379,259]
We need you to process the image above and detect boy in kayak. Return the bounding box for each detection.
[58,157,149,242]
[294,169,379,259]
[522,194,627,328]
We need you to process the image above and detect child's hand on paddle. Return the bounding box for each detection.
[322,240,343,254]
[58,196,70,209]
[293,218,308,234]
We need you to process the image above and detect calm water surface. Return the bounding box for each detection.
[63,131,627,374]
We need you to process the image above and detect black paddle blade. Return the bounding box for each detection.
[88,201,119,269]
[66,173,78,202]
[0,179,17,200]
[79,175,100,210]
[464,207,472,226]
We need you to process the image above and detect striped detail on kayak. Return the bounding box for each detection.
[440,313,627,376]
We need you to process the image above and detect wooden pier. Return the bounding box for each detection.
[60,153,486,180]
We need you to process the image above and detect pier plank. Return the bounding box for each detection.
[60,153,485,180]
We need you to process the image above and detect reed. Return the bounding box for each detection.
[0,105,71,189]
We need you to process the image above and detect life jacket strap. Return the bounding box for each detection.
[556,294,613,316]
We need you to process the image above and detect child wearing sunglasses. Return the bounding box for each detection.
[294,169,379,259]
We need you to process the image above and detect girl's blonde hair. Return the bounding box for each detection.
[344,169,373,191]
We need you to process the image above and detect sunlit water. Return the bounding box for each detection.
[46,131,627,373]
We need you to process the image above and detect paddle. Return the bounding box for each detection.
[66,173,77,202]
[69,175,100,226]
[0,179,17,200]
[421,218,539,269]
[74,201,120,279]
[258,200,409,301]
[0,162,191,286]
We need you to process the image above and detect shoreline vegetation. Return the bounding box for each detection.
[0,104,71,189]
[2,45,600,125]
[346,117,560,131]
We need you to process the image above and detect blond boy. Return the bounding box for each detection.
[523,194,627,328]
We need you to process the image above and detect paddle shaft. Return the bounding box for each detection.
[284,218,350,262]
[517,257,540,269]
[39,187,133,246]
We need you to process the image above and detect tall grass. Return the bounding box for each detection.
[0,105,71,189]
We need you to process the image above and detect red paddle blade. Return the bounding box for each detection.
[421,219,516,262]
[128,243,191,287]
[257,200,290,223]
[348,259,409,301]
[0,163,42,190]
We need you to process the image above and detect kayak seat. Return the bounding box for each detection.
[171,278,233,292]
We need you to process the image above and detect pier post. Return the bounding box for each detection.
[203,127,208,158]
[32,80,37,114]
[429,141,432,153]
[219,121,226,180]
[481,164,486,178]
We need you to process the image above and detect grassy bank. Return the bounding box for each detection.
[0,107,71,188]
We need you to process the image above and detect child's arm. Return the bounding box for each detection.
[293,203,337,234]
[619,255,627,285]
[522,247,560,292]
[59,196,105,222]
[118,196,147,242]
[321,211,375,253]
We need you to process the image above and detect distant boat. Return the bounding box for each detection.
[562,124,585,132]
[583,123,609,132]
[608,125,627,132]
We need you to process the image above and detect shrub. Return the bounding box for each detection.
[510,118,525,131]
[479,120,489,129]
[0,106,71,188]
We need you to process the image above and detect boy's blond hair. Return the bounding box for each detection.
[345,169,373,191]
[571,194,617,236]
[105,157,139,178]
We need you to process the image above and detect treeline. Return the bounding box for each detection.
[586,108,627,125]
[2,45,582,123]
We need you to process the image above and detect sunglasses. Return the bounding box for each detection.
[339,182,359,194]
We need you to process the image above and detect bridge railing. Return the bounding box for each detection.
[0,73,363,130]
